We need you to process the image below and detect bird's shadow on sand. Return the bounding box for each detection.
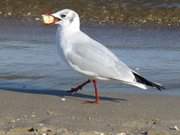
[0,83,127,103]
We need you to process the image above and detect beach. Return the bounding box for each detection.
[0,90,180,135]
[0,19,180,134]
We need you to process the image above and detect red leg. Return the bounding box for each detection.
[68,80,90,94]
[84,80,100,104]
[93,80,100,104]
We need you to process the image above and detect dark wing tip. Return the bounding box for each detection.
[132,71,165,91]
[156,85,165,91]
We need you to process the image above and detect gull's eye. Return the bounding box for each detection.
[61,14,66,18]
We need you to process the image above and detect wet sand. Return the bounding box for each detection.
[0,89,180,135]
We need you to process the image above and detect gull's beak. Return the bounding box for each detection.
[42,14,61,25]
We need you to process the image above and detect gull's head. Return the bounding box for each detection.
[42,9,80,30]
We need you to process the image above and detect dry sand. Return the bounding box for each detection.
[0,89,179,135]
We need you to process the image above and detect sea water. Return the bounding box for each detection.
[0,20,179,96]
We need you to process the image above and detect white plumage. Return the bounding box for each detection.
[42,9,164,103]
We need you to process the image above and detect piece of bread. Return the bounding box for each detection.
[42,14,54,24]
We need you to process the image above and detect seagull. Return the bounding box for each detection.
[42,9,165,103]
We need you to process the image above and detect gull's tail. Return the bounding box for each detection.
[132,72,165,91]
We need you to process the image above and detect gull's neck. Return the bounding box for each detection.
[56,23,80,50]
[59,26,80,40]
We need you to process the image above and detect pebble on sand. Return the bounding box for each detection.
[39,123,44,126]
[61,97,66,101]
[116,132,127,135]
[79,131,104,135]
[7,12,12,16]
[169,125,180,131]
[35,17,40,21]
[27,12,31,16]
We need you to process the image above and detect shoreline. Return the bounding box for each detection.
[2,16,180,29]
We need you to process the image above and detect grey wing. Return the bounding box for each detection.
[67,32,135,82]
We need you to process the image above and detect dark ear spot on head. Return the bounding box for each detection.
[69,13,75,23]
